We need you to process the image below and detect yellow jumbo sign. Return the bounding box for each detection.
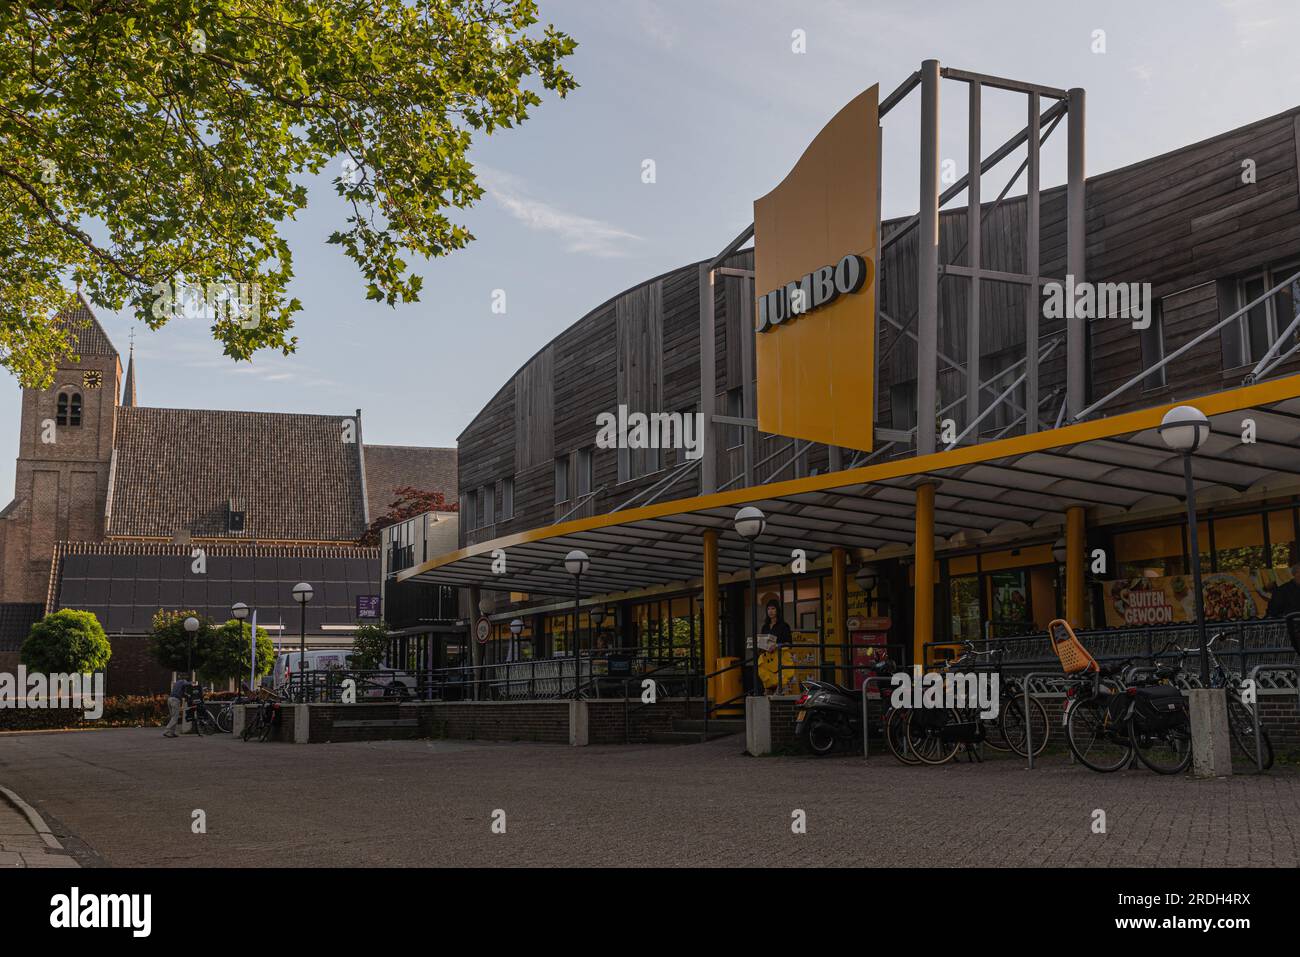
[753,85,881,453]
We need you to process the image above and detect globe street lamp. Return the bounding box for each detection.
[1158,405,1212,684]
[292,582,314,701]
[734,506,767,696]
[509,618,524,662]
[565,550,590,696]
[855,565,879,616]
[183,616,199,679]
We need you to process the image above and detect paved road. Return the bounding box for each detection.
[0,728,1296,867]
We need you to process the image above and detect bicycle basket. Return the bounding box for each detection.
[1047,619,1099,674]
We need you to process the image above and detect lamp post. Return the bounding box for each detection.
[734,506,767,696]
[855,565,879,616]
[565,550,590,696]
[1158,405,1211,684]
[509,618,524,662]
[590,606,605,653]
[292,582,313,701]
[183,616,199,679]
[232,601,250,690]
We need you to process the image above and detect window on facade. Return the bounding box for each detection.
[1140,300,1166,389]
[576,447,593,498]
[616,431,660,484]
[481,483,495,526]
[1234,261,1300,366]
[461,490,476,531]
[56,391,82,427]
[554,456,569,504]
[500,477,514,521]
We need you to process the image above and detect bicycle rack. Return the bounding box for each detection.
[1246,664,1299,773]
[859,674,899,761]
[1022,671,1072,770]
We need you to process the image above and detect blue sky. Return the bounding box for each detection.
[3,0,1298,505]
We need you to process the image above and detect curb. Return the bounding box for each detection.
[0,784,65,850]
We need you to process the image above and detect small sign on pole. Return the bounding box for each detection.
[475,616,491,645]
[356,595,381,619]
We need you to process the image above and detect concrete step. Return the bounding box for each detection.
[644,730,738,745]
[672,719,745,734]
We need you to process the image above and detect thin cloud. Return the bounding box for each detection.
[478,167,642,258]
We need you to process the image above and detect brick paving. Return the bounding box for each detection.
[0,728,1296,867]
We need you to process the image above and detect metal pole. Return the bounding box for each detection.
[1183,453,1210,683]
[1024,91,1041,433]
[1066,87,1086,418]
[965,79,981,436]
[249,609,258,691]
[698,265,717,493]
[573,573,581,696]
[916,59,941,455]
[749,540,758,696]
[299,601,306,702]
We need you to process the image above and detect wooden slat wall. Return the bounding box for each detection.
[459,107,1300,552]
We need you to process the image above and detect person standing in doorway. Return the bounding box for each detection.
[760,599,792,647]
[163,675,191,738]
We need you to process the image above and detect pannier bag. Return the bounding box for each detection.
[1131,686,1188,732]
[1047,619,1099,674]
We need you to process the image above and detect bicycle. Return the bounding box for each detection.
[1174,632,1274,771]
[1064,644,1191,774]
[241,689,284,742]
[184,687,222,736]
[901,642,1050,765]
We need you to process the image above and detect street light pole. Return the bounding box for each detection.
[734,507,767,697]
[1182,452,1211,684]
[564,550,590,697]
[292,582,314,701]
[1158,406,1212,684]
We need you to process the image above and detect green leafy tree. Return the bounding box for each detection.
[147,609,210,673]
[351,621,389,670]
[0,2,578,385]
[199,619,275,685]
[20,609,111,673]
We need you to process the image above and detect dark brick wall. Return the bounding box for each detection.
[105,635,173,697]
[587,699,702,744]
[307,702,422,743]
[421,701,570,744]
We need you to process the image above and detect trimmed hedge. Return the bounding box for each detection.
[0,694,169,731]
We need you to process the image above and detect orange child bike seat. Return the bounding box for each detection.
[1047,618,1100,674]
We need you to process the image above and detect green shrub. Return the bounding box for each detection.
[20,609,111,674]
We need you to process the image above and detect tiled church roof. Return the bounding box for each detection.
[362,444,458,519]
[107,407,368,543]
[57,292,119,358]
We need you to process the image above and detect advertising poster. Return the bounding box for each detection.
[1101,566,1292,626]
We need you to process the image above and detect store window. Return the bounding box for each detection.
[1213,513,1265,571]
[950,575,981,641]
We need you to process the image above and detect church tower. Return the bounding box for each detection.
[0,294,121,605]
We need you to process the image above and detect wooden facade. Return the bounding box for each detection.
[459,105,1300,551]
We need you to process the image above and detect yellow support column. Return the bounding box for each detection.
[913,483,936,668]
[1066,505,1086,626]
[702,529,720,704]
[831,548,848,683]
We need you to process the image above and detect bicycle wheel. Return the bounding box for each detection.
[1000,695,1050,757]
[216,705,234,734]
[883,708,921,765]
[1065,695,1131,772]
[904,708,961,765]
[1226,697,1274,771]
[1129,715,1192,774]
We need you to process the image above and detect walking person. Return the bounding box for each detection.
[163,675,192,738]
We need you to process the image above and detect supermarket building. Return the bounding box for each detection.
[389,62,1300,725]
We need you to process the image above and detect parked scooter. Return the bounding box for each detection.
[794,658,896,756]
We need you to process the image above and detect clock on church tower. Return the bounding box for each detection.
[82,370,103,389]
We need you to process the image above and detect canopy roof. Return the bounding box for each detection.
[399,376,1300,599]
